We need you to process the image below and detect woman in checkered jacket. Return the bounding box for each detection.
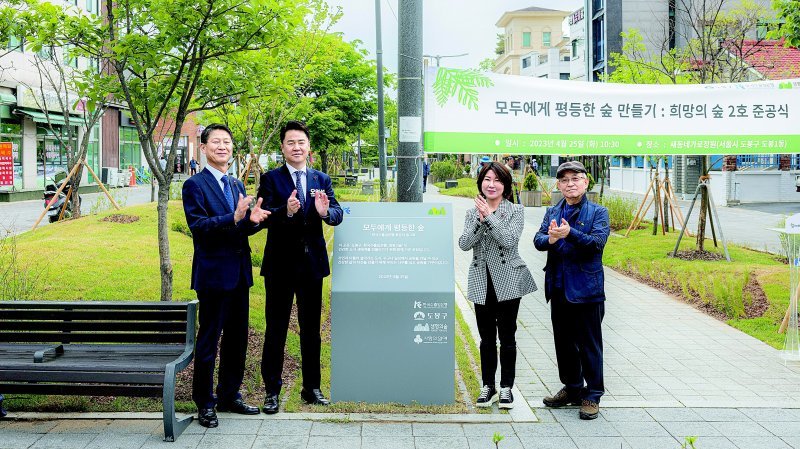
[458,162,537,410]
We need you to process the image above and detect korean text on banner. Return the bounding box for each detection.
[0,142,13,186]
[423,66,800,155]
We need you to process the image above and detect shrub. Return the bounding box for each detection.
[430,161,458,180]
[587,172,596,191]
[599,194,637,231]
[523,172,539,191]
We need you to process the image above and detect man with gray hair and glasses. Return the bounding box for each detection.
[534,160,610,420]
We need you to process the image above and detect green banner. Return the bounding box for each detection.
[424,131,800,155]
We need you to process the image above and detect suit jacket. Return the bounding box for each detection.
[458,199,537,305]
[256,165,343,279]
[533,195,610,304]
[182,167,258,291]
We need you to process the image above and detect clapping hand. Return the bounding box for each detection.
[287,189,301,215]
[474,195,489,221]
[234,193,252,223]
[315,190,330,217]
[249,197,271,224]
[547,218,571,243]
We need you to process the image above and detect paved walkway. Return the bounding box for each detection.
[3,187,800,448]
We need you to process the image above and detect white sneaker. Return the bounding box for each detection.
[476,385,498,408]
[498,387,514,409]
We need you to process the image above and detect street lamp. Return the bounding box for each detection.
[422,53,469,67]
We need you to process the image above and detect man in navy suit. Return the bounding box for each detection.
[255,120,343,414]
[182,124,270,428]
[534,161,610,421]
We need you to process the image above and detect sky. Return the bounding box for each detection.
[325,0,583,74]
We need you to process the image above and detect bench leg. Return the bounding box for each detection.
[0,394,6,418]
[162,366,192,442]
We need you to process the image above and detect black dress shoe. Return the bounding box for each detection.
[198,408,218,428]
[216,398,260,415]
[262,393,280,414]
[300,388,330,406]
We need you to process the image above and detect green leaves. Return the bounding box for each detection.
[432,68,494,111]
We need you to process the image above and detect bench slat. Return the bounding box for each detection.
[1,310,187,321]
[0,370,164,384]
[0,301,193,310]
[0,332,187,344]
[0,321,187,332]
[0,383,163,397]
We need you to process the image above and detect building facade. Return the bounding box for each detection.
[494,7,570,76]
[0,0,201,196]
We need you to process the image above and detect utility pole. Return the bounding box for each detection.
[397,0,422,202]
[375,0,387,199]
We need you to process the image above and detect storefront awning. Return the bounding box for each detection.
[15,109,82,126]
[0,93,15,105]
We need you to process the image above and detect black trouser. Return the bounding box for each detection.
[193,284,250,410]
[261,274,323,395]
[550,290,605,403]
[474,272,521,388]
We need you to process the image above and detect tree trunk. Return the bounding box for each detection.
[157,182,173,301]
[696,157,708,251]
[652,175,660,236]
[320,148,328,173]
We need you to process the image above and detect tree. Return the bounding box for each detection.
[296,37,389,173]
[0,1,113,218]
[607,0,771,252]
[203,5,342,171]
[495,33,505,56]
[358,96,398,167]
[38,0,309,300]
[478,58,495,72]
[772,0,800,46]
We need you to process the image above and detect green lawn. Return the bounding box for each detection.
[435,178,478,199]
[2,197,480,414]
[604,229,789,349]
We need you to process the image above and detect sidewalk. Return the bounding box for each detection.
[2,187,800,448]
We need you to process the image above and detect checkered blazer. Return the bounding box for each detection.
[458,199,537,305]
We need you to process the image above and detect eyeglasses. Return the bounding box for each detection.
[558,176,586,185]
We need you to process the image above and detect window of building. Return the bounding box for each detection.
[572,40,578,58]
[522,57,531,69]
[85,0,98,14]
[592,0,604,13]
[36,45,54,60]
[119,126,142,170]
[756,19,786,40]
[610,157,620,167]
[559,73,570,80]
[592,18,605,66]
[86,125,100,183]
[63,44,78,68]
[543,32,551,48]
[621,157,632,168]
[7,35,23,52]
[522,32,531,48]
[37,124,77,188]
[0,121,23,191]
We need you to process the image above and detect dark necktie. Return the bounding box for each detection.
[295,171,305,210]
[222,175,235,212]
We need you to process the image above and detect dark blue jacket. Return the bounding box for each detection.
[256,165,343,280]
[182,168,258,291]
[533,195,610,303]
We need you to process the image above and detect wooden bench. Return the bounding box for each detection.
[0,300,198,442]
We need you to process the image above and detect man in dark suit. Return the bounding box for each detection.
[182,124,271,428]
[256,120,343,414]
[534,161,610,420]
